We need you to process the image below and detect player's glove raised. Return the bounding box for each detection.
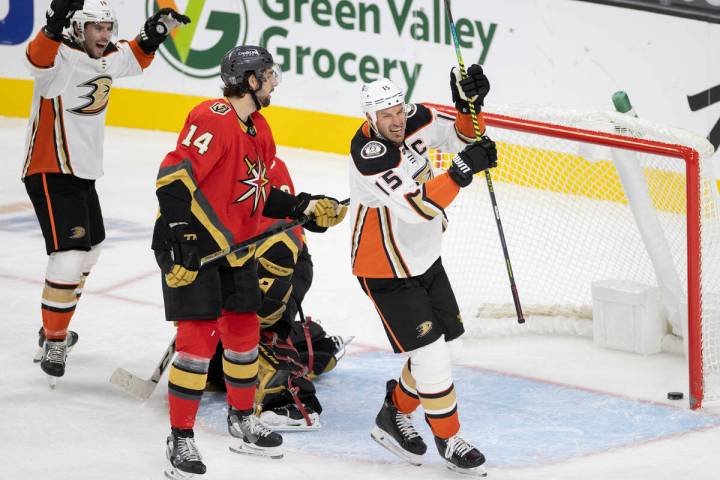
[45,0,84,39]
[138,8,191,54]
[164,222,200,288]
[450,64,490,114]
[291,194,348,232]
[448,137,498,187]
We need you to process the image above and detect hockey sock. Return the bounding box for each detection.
[223,347,259,413]
[410,338,460,439]
[392,359,421,414]
[168,354,210,429]
[42,250,87,339]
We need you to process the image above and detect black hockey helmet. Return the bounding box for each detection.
[220,45,276,87]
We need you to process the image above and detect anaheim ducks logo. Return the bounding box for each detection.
[416,321,433,338]
[69,75,113,115]
[69,226,86,239]
[234,156,270,215]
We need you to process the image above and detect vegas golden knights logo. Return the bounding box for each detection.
[70,75,113,115]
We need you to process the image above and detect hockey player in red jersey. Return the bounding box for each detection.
[22,0,190,382]
[349,68,497,476]
[153,45,347,478]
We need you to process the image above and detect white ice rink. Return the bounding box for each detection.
[2,116,720,479]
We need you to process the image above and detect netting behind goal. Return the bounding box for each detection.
[426,103,720,409]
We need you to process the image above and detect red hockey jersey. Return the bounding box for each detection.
[153,98,277,266]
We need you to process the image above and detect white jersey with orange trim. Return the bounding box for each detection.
[349,103,482,279]
[22,31,153,180]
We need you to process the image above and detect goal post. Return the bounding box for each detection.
[425,103,719,409]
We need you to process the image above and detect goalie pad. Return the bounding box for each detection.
[257,277,293,327]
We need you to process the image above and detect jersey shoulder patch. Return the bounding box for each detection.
[209,102,231,115]
[405,103,433,137]
[360,141,387,159]
[351,127,401,176]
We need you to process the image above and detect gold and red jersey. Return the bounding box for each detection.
[154,98,278,267]
[349,103,484,278]
[22,30,153,180]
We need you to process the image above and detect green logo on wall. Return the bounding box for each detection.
[146,0,248,78]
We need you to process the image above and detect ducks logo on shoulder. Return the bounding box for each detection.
[361,141,386,159]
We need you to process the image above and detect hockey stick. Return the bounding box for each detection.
[200,197,350,267]
[110,335,176,400]
[443,0,524,324]
[110,197,349,400]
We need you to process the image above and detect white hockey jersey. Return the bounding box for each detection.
[349,103,484,278]
[22,31,153,180]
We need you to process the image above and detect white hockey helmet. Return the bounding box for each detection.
[70,0,118,42]
[360,78,406,125]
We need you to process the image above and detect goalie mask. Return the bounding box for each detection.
[360,78,407,131]
[69,0,118,43]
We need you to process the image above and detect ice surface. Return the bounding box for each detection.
[2,118,720,479]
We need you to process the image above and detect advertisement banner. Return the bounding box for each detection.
[0,0,718,153]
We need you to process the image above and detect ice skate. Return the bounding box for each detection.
[370,379,427,466]
[258,403,322,431]
[33,328,78,363]
[40,338,68,388]
[228,407,284,458]
[435,434,487,477]
[165,428,206,479]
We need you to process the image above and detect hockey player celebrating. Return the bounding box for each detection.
[348,66,496,476]
[22,0,190,383]
[153,45,347,478]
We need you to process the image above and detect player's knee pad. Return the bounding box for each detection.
[446,336,464,363]
[409,337,453,391]
[220,311,260,352]
[257,277,293,327]
[81,244,102,273]
[45,249,89,283]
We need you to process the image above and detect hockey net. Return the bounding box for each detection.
[426,103,720,409]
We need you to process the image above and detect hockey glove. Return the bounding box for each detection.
[448,137,498,187]
[291,194,348,230]
[450,64,490,114]
[45,0,85,39]
[138,8,191,54]
[164,222,200,288]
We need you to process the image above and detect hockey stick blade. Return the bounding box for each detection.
[110,367,159,400]
[110,336,176,400]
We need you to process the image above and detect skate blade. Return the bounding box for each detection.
[164,466,198,480]
[47,376,57,389]
[446,462,488,477]
[229,442,283,459]
[370,426,423,466]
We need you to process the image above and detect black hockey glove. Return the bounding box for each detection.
[165,222,200,288]
[137,8,191,54]
[450,64,490,114]
[448,137,498,188]
[45,0,84,39]
[290,193,348,232]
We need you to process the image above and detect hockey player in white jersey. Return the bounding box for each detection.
[22,0,190,383]
[349,67,496,476]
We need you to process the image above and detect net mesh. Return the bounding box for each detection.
[428,104,720,405]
